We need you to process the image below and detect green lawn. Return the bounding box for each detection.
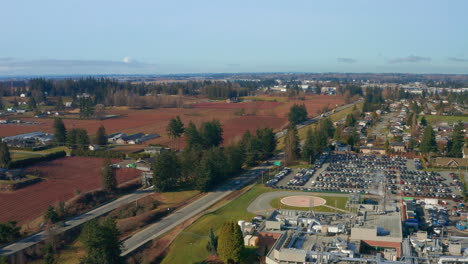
[10,146,70,161]
[420,115,468,125]
[161,185,275,264]
[10,151,43,161]
[277,102,363,150]
[37,146,70,154]
[269,195,349,213]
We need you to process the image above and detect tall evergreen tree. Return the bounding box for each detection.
[76,129,90,150]
[313,128,328,154]
[79,218,123,264]
[79,97,94,119]
[206,228,218,255]
[53,118,67,145]
[256,127,276,159]
[224,145,244,176]
[217,221,244,264]
[302,128,316,163]
[420,125,437,154]
[166,116,185,148]
[152,151,180,192]
[184,121,202,150]
[448,121,465,157]
[284,125,300,165]
[200,120,223,149]
[318,118,335,138]
[420,116,428,127]
[288,104,308,125]
[241,130,260,166]
[101,159,117,193]
[66,128,89,150]
[94,125,108,146]
[0,139,11,169]
[196,148,227,191]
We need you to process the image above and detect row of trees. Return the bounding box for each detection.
[54,118,107,149]
[1,78,271,107]
[154,118,276,192]
[284,117,335,165]
[418,120,465,157]
[362,87,384,112]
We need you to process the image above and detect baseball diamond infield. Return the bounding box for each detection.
[280,195,326,207]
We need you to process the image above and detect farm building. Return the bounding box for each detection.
[115,133,160,144]
[2,131,54,147]
[144,146,170,155]
[116,133,145,144]
[107,132,127,143]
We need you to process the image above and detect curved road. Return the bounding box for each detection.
[247,191,351,215]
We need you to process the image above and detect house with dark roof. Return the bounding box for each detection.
[390,142,406,153]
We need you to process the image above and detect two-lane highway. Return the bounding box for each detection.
[0,187,154,256]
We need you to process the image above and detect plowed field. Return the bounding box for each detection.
[0,157,140,224]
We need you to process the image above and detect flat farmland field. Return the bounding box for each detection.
[191,101,281,109]
[0,95,345,148]
[0,157,140,224]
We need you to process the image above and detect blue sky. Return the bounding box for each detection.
[1,0,467,75]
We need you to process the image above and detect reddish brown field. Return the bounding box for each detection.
[271,95,345,118]
[222,115,287,145]
[0,95,344,149]
[192,101,281,109]
[0,157,140,224]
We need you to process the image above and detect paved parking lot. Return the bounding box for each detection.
[268,152,464,201]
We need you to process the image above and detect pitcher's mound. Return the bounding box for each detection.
[280,195,326,207]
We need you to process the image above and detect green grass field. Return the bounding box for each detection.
[277,102,363,150]
[269,195,348,213]
[10,146,70,161]
[161,185,275,264]
[10,151,43,161]
[420,115,468,125]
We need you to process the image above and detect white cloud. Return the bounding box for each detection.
[387,55,431,64]
[0,58,158,75]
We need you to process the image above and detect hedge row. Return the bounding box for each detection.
[8,145,51,152]
[8,151,67,169]
[70,149,126,159]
